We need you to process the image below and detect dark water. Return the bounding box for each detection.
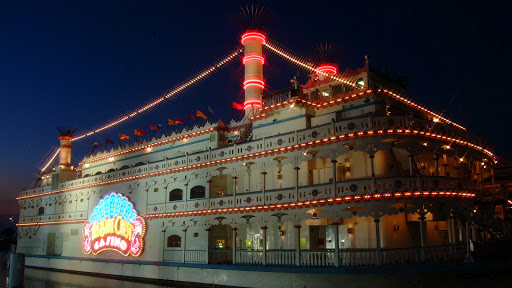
[2,250,512,288]
[0,251,171,288]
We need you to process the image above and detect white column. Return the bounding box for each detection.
[205,228,210,264]
[334,222,340,267]
[232,227,238,264]
[408,153,414,176]
[294,167,300,201]
[233,176,238,207]
[262,226,268,265]
[182,229,187,263]
[374,218,382,266]
[207,180,212,209]
[419,215,426,262]
[434,155,439,176]
[295,224,301,267]
[261,172,267,205]
[369,153,376,192]
[331,159,337,196]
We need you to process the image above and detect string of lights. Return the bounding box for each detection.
[71,48,243,142]
[263,41,359,87]
[40,148,61,173]
[19,127,496,201]
[17,191,475,227]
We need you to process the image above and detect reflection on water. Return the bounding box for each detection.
[1,250,174,288]
[24,268,171,288]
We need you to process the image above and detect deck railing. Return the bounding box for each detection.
[160,244,466,267]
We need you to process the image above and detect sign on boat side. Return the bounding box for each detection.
[83,192,146,256]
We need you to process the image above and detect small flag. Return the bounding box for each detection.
[134,129,147,136]
[208,105,215,115]
[150,124,161,131]
[168,119,176,125]
[187,113,196,122]
[106,139,114,145]
[119,134,130,140]
[92,142,101,148]
[196,109,207,119]
[175,117,185,125]
[232,101,244,110]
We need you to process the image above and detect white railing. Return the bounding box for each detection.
[340,249,376,266]
[163,249,182,262]
[236,250,263,264]
[301,251,336,266]
[266,250,296,266]
[185,250,207,263]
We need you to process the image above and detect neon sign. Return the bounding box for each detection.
[83,192,146,256]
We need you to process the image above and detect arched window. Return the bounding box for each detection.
[133,162,145,167]
[167,235,181,247]
[106,168,116,173]
[94,171,102,175]
[38,207,45,215]
[190,185,205,199]
[119,165,130,170]
[169,189,183,201]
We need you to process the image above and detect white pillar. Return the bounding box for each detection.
[232,227,238,264]
[233,176,238,207]
[374,218,382,266]
[369,153,376,192]
[205,228,210,264]
[182,229,187,263]
[334,222,340,267]
[262,172,267,204]
[408,153,414,176]
[295,224,301,267]
[331,159,337,196]
[434,155,439,176]
[262,226,268,265]
[419,215,426,262]
[294,167,300,201]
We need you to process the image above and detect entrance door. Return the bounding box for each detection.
[309,226,326,250]
[46,233,55,255]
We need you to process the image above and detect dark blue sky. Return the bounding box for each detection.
[1,1,510,219]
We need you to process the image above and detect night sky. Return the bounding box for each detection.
[1,1,510,225]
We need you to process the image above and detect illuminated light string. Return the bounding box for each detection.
[252,88,467,132]
[243,99,262,109]
[264,41,465,131]
[316,64,338,75]
[40,148,61,172]
[71,49,242,142]
[242,55,265,65]
[243,78,265,90]
[263,41,358,88]
[82,127,216,166]
[240,31,266,45]
[17,191,474,227]
[17,128,495,201]
[382,89,466,131]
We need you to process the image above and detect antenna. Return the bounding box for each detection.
[57,126,76,137]
[312,43,341,64]
[232,4,272,30]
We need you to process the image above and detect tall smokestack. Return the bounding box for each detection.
[58,134,72,170]
[56,127,76,171]
[241,30,266,117]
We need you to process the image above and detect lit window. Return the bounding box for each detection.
[357,78,364,88]
[216,188,224,197]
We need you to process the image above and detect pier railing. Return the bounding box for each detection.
[161,244,466,267]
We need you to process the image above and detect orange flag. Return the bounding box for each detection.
[196,109,207,119]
